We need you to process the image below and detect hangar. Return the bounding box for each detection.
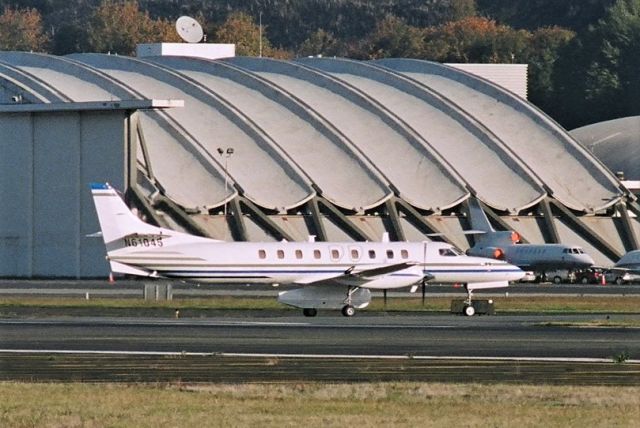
[0,51,637,277]
[571,116,640,183]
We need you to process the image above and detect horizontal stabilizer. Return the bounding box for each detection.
[461,230,488,235]
[109,260,160,277]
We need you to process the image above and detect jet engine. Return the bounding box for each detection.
[466,246,505,260]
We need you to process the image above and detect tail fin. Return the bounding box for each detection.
[90,183,160,245]
[467,197,494,232]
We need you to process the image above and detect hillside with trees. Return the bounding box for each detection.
[0,0,639,128]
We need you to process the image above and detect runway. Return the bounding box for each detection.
[1,279,640,298]
[0,313,638,358]
[2,312,639,383]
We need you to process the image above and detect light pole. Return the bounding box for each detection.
[259,12,263,58]
[217,147,234,218]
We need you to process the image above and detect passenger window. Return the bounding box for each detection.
[331,249,340,260]
[295,249,303,259]
[258,249,266,259]
[386,249,394,259]
[314,249,321,259]
[368,250,376,259]
[401,249,409,259]
[277,249,284,259]
[351,249,359,260]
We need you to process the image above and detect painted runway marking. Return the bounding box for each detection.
[0,319,458,329]
[1,349,638,364]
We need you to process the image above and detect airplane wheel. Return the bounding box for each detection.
[464,305,475,317]
[341,305,356,317]
[302,308,317,317]
[553,276,562,284]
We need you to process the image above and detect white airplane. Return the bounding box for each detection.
[466,230,595,275]
[90,183,524,317]
[464,199,594,279]
[605,250,640,284]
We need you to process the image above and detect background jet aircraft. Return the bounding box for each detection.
[604,250,640,284]
[464,198,594,280]
[90,183,524,316]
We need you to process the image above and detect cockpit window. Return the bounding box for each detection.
[563,247,585,254]
[439,248,459,257]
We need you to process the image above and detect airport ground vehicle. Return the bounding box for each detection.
[574,268,604,284]
[603,269,640,285]
[545,269,576,284]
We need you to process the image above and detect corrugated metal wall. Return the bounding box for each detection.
[0,109,130,277]
[447,63,528,99]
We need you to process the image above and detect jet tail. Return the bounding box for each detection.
[467,197,494,232]
[90,183,162,246]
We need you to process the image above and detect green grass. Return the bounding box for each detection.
[0,382,638,427]
[1,295,639,313]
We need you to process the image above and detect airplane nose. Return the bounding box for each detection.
[582,254,595,267]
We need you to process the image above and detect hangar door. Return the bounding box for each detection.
[0,105,137,278]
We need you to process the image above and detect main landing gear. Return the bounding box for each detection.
[450,284,494,316]
[341,305,355,317]
[299,286,363,317]
[302,308,317,317]
[463,285,475,317]
[341,286,359,317]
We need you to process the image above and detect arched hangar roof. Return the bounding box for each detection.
[0,52,627,216]
[374,59,624,213]
[571,116,640,181]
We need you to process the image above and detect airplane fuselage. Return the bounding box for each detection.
[109,238,523,288]
[502,244,594,272]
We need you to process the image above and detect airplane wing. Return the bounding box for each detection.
[294,262,426,287]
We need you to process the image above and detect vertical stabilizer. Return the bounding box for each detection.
[90,183,159,245]
[467,198,495,232]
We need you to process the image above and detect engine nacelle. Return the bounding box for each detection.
[467,246,505,260]
[466,281,510,291]
[278,286,371,310]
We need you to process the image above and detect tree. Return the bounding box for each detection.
[423,17,529,63]
[525,27,575,115]
[0,6,49,51]
[298,29,341,58]
[553,0,640,128]
[476,0,616,32]
[365,15,424,59]
[447,0,477,21]
[88,0,181,56]
[214,11,290,58]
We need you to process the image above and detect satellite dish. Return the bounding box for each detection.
[176,16,204,43]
